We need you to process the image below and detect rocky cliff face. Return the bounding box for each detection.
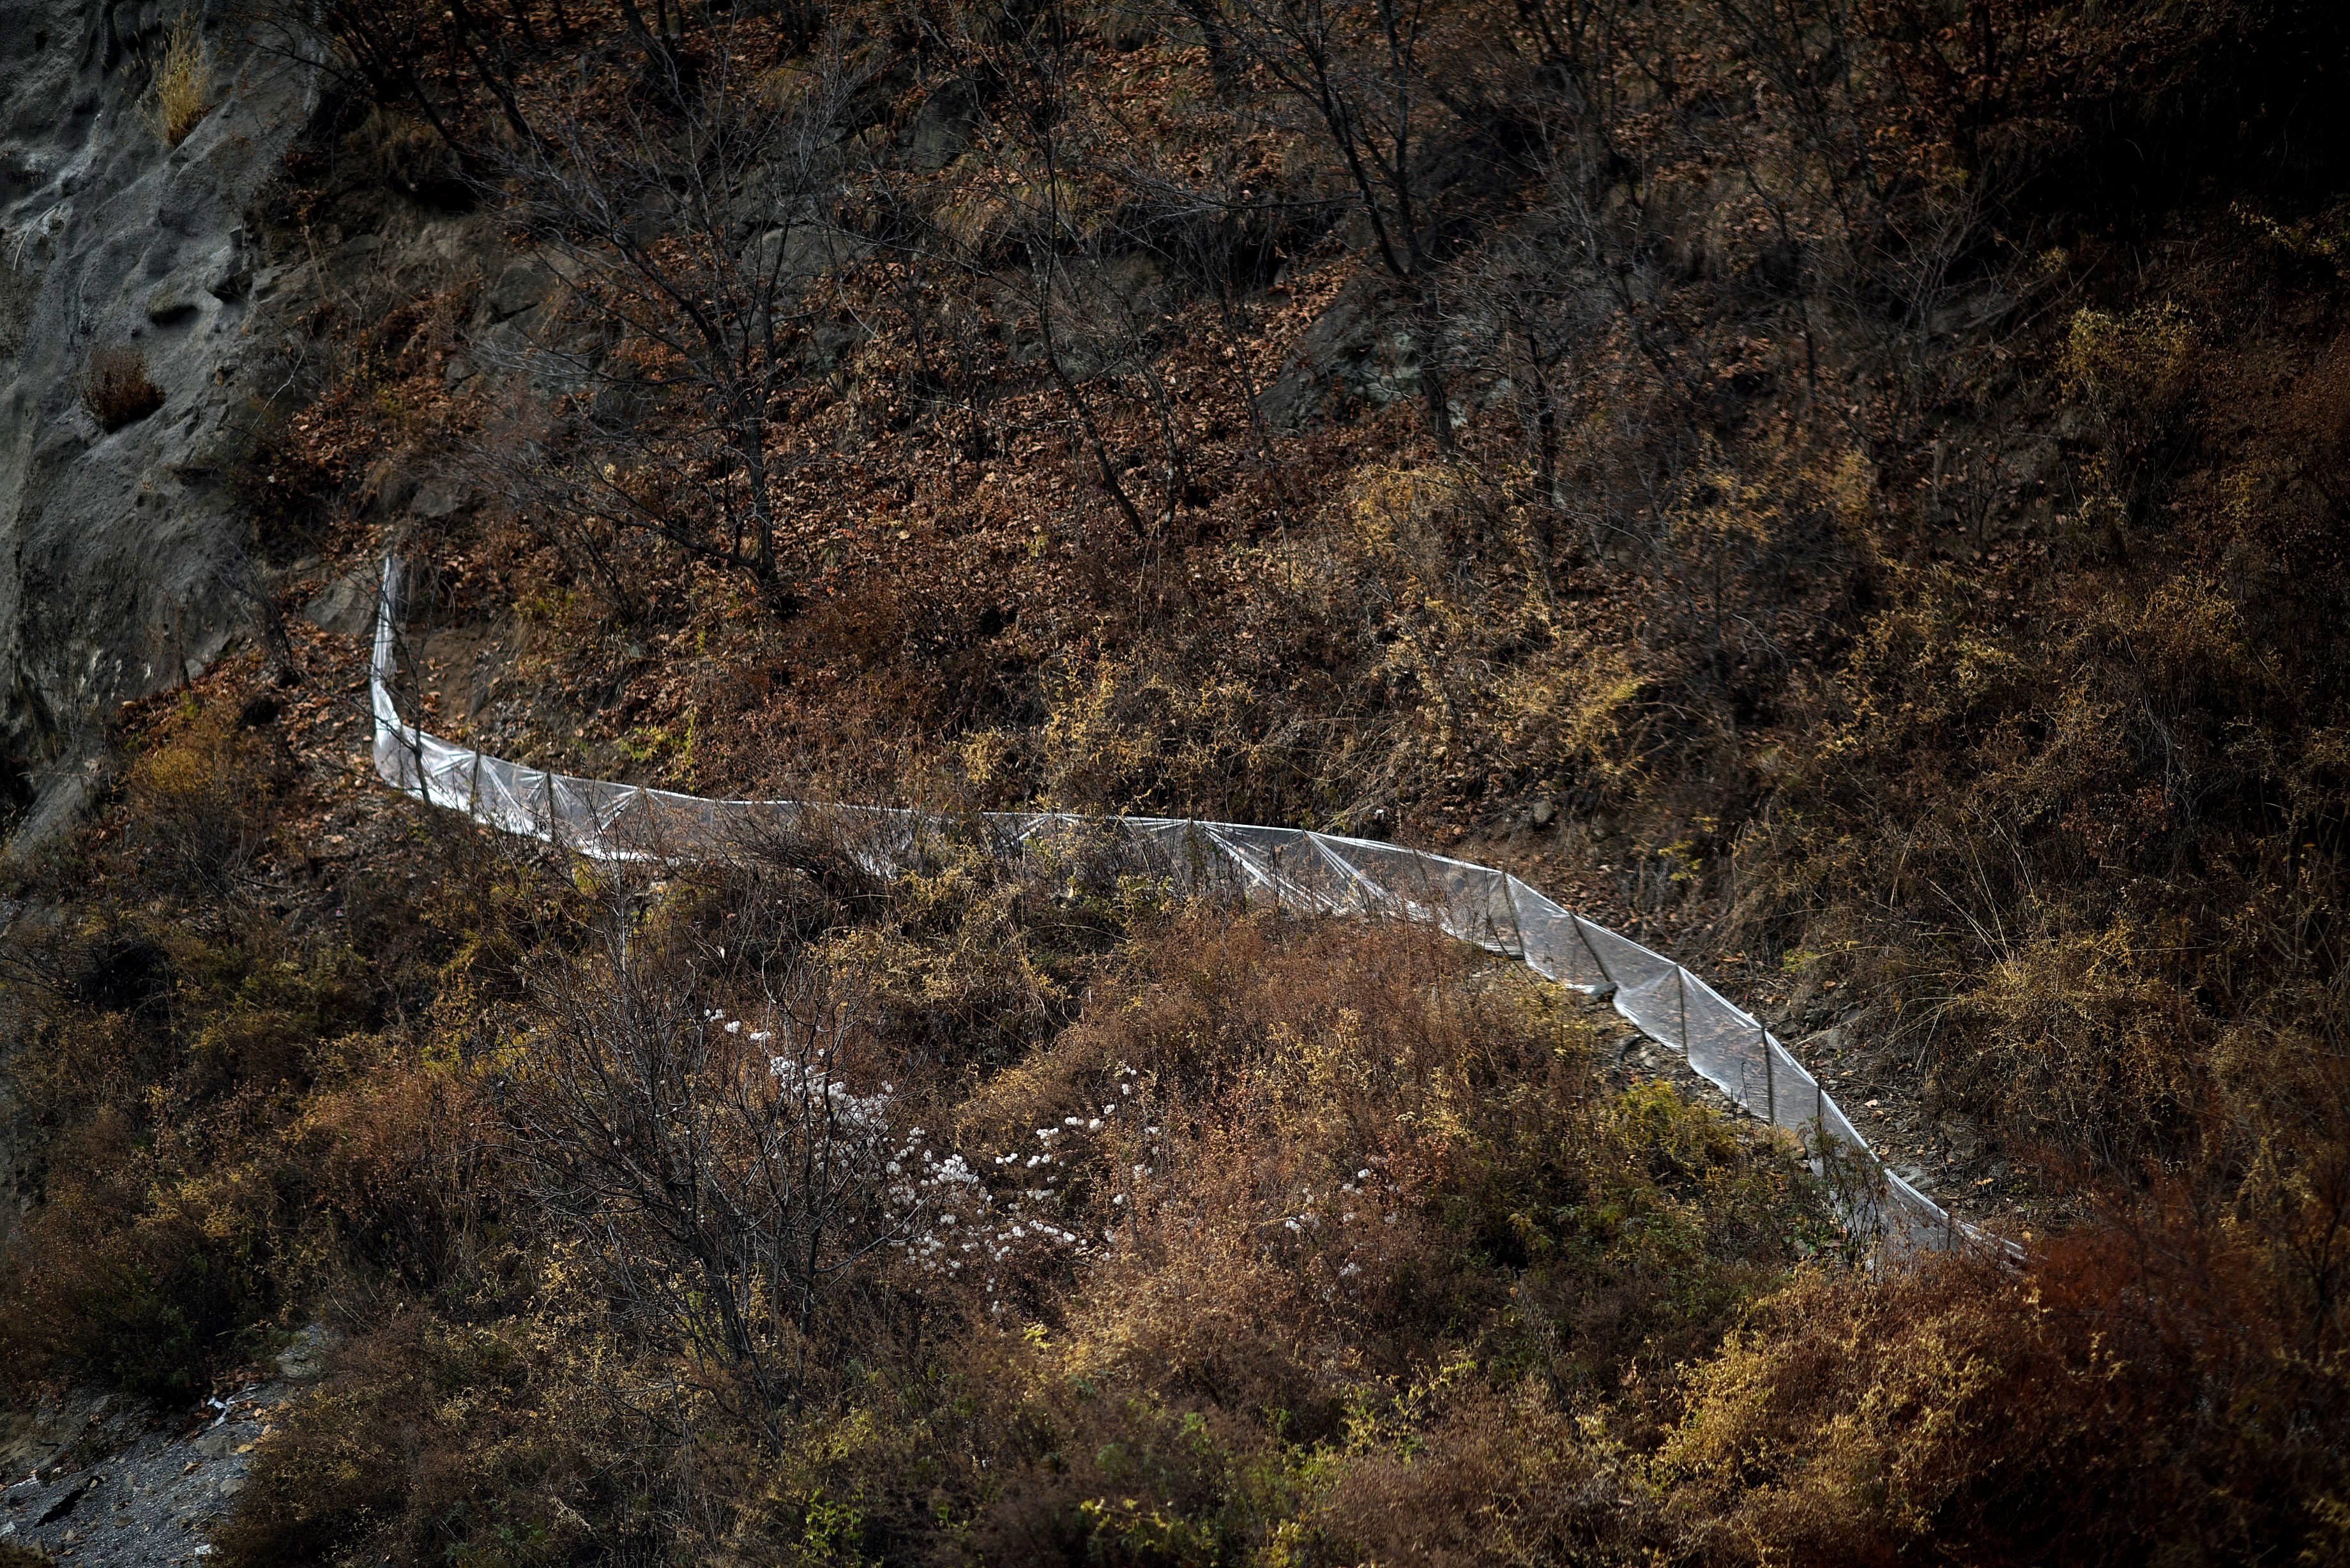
[0,0,319,848]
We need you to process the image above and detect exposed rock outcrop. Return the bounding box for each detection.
[0,1358,315,1565]
[0,0,321,845]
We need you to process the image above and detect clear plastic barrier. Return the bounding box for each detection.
[368,561,2008,1262]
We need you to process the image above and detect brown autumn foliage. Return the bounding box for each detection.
[78,345,164,431]
[1662,1187,2350,1565]
[5,0,2350,1562]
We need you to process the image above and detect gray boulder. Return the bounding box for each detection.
[299,568,377,637]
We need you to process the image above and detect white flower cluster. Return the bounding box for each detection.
[1267,1157,1407,1300]
[1275,1159,1401,1233]
[888,1122,1092,1309]
[713,1009,1155,1311]
[768,1051,897,1139]
[904,1063,1170,1311]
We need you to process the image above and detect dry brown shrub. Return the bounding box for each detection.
[1038,941,1549,1405]
[292,1052,494,1295]
[118,707,280,900]
[213,1311,618,1568]
[954,908,1476,1147]
[1734,539,2330,1182]
[342,107,462,200]
[79,345,165,430]
[1938,923,2210,1171]
[910,910,1827,1567]
[1287,1377,1658,1566]
[3,953,168,1150]
[0,1124,273,1406]
[1659,1193,2350,1567]
[810,828,1148,1082]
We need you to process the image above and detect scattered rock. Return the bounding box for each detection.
[1258,292,1370,430]
[1,1375,289,1568]
[359,456,420,520]
[485,255,555,321]
[144,283,197,325]
[299,571,377,637]
[1528,797,1558,830]
[4,751,111,866]
[409,477,470,520]
[272,1323,344,1384]
[202,232,252,301]
[1937,1117,1987,1161]
[902,82,977,172]
[1798,1025,1848,1059]
[37,1477,93,1525]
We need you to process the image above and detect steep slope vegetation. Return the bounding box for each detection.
[3,0,2349,1564]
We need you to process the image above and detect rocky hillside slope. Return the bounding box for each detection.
[0,1,2347,1564]
[0,0,324,844]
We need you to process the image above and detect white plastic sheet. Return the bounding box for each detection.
[372,562,2012,1260]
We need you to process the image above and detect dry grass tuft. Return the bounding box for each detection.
[143,11,211,147]
[80,345,164,431]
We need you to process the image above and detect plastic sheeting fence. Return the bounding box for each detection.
[373,563,2004,1259]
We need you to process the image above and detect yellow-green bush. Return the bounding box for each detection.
[142,11,211,147]
[732,912,1828,1567]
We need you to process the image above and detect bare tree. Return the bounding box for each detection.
[1195,0,1464,449]
[1089,93,1305,477]
[512,914,914,1432]
[474,31,859,614]
[241,0,475,151]
[907,3,1167,545]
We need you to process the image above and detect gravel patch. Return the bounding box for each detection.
[1,1331,337,1567]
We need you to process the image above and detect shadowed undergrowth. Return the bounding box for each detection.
[6,0,2350,1560]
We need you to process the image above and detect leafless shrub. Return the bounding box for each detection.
[1182,0,1466,448]
[119,709,277,901]
[510,917,918,1431]
[925,7,1186,547]
[238,0,546,156]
